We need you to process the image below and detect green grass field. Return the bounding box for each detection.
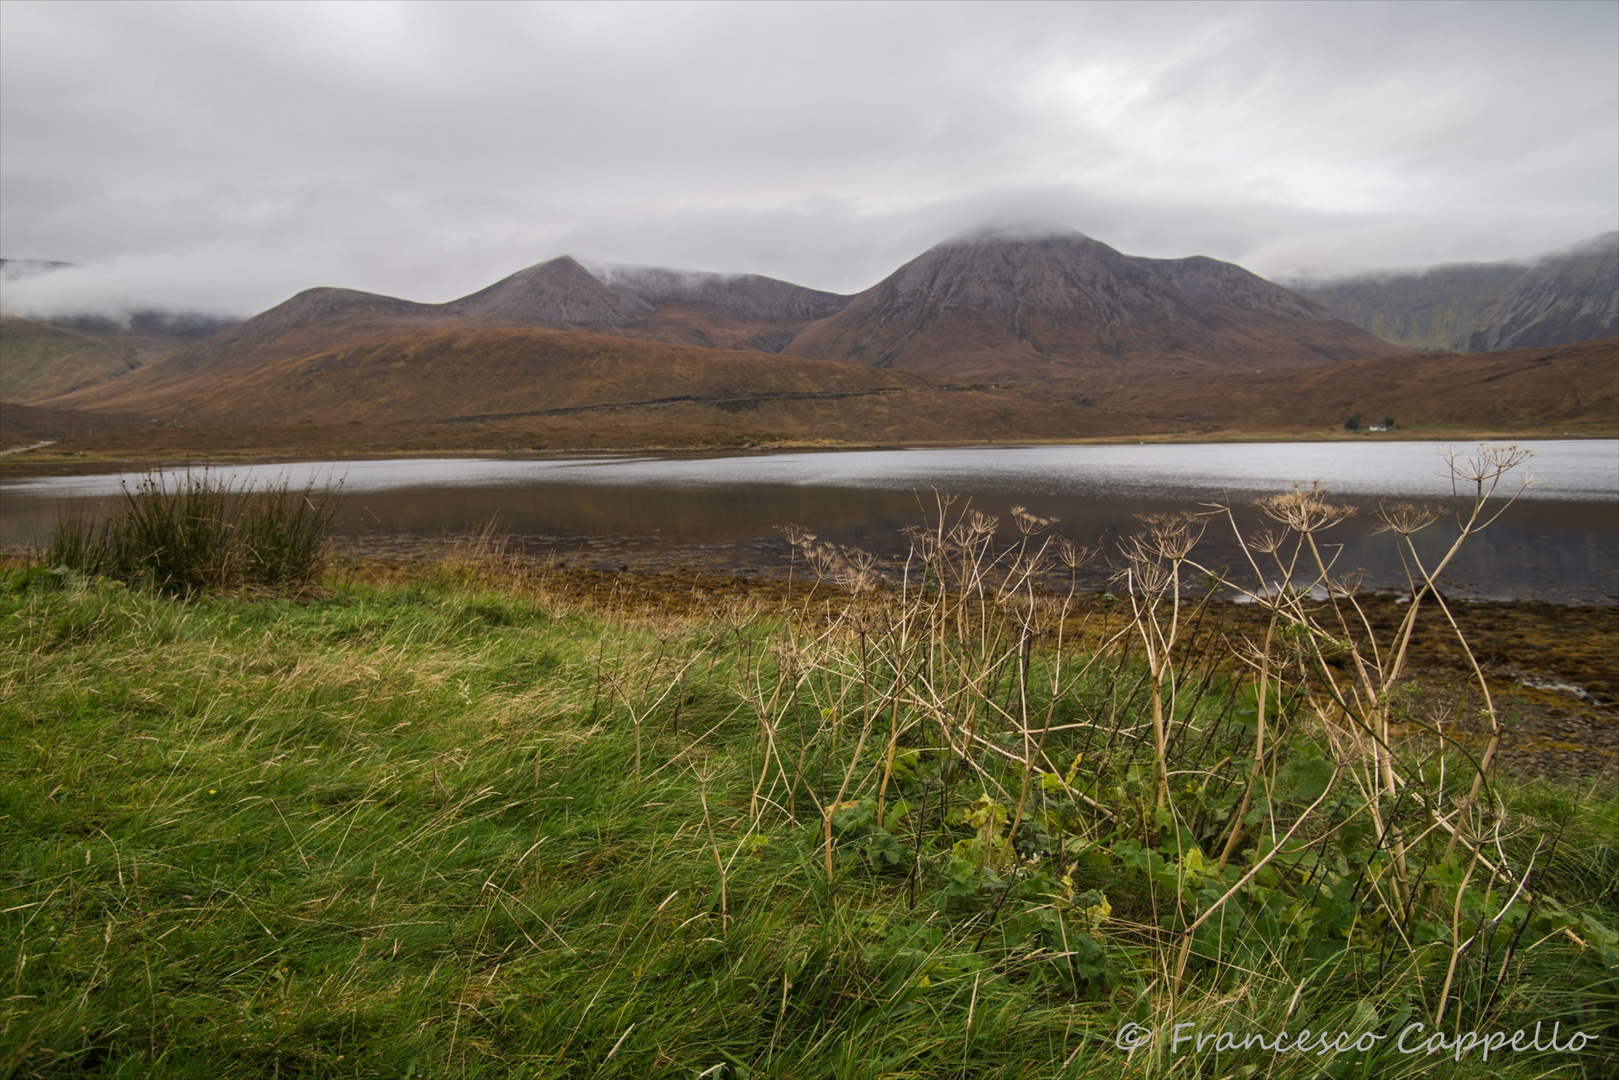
[2,552,1614,1078]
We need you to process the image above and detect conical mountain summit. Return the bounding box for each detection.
[783,228,1384,378]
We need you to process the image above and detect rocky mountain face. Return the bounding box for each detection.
[1467,233,1619,350]
[782,229,1390,379]
[1289,264,1525,352]
[1294,233,1618,352]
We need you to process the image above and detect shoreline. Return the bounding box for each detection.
[3,428,1616,478]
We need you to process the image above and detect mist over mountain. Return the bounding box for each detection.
[597,265,849,324]
[1293,232,1619,352]
[0,258,75,282]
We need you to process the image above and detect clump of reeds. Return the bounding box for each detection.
[46,469,340,595]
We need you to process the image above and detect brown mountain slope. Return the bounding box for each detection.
[52,286,452,413]
[165,326,936,426]
[1103,338,1619,435]
[2,314,146,402]
[782,229,1395,380]
[0,400,152,447]
[9,335,1611,457]
[603,266,849,322]
[34,325,1151,455]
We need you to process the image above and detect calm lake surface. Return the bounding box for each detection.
[4,441,1616,602]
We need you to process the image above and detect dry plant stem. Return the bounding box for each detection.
[698,775,728,926]
[875,690,905,830]
[1216,616,1275,871]
[1007,585,1086,843]
[610,653,701,783]
[1005,625,1036,841]
[1432,844,1482,1028]
[749,649,794,822]
[874,584,920,827]
[1412,556,1505,863]
[1301,531,1415,902]
[1382,454,1524,864]
[1172,765,1343,1003]
[1125,560,1176,813]
[823,703,880,887]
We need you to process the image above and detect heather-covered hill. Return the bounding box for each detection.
[26,325,1158,455]
[28,226,1613,434]
[1100,338,1619,436]
[48,287,451,413]
[600,265,851,353]
[164,325,930,426]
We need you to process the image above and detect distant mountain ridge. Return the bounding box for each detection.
[29,225,1397,413]
[1294,232,1619,352]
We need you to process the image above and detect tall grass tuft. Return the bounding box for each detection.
[46,469,340,595]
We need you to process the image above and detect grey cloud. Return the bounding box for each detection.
[1,0,1614,317]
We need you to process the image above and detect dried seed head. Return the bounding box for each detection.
[1258,483,1355,533]
[1374,501,1440,536]
[1012,506,1056,535]
[1058,538,1098,569]
[1446,443,1532,487]
[1249,528,1285,555]
[1135,511,1204,560]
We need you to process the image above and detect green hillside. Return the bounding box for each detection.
[1293,263,1523,351]
[1294,232,1619,352]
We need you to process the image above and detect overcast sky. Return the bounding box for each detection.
[2,0,1615,318]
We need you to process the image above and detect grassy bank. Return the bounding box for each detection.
[3,481,1616,1077]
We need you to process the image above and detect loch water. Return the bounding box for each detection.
[4,441,1616,602]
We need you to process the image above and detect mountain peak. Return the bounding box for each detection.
[448,255,652,326]
[784,230,1385,376]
